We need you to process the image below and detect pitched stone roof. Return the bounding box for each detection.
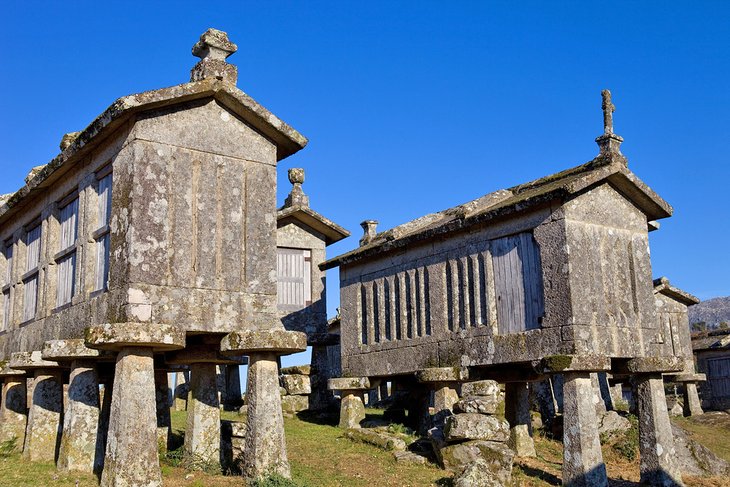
[0,77,308,224]
[653,277,700,306]
[692,329,730,351]
[322,154,672,270]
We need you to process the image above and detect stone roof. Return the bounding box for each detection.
[653,277,700,306]
[692,329,730,352]
[1,71,307,226]
[322,153,672,270]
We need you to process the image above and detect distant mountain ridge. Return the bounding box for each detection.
[689,296,730,328]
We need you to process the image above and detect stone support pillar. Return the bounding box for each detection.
[220,329,307,480]
[155,369,173,453]
[59,360,101,472]
[310,345,335,411]
[415,367,467,418]
[9,352,64,463]
[174,370,189,411]
[379,382,389,401]
[590,373,608,415]
[184,362,221,466]
[85,322,185,487]
[683,382,703,417]
[328,377,370,429]
[433,384,459,414]
[0,368,27,448]
[635,374,684,486]
[224,364,243,411]
[42,340,108,473]
[561,372,608,487]
[504,382,536,457]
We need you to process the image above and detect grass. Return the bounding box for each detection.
[1,408,729,486]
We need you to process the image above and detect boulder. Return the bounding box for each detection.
[393,450,427,465]
[453,459,504,487]
[597,410,631,436]
[461,380,500,399]
[444,413,510,442]
[669,402,684,417]
[454,396,500,415]
[440,440,514,483]
[281,374,311,395]
[344,428,407,451]
[671,424,730,477]
[281,395,309,413]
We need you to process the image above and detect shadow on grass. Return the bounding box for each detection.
[294,410,339,426]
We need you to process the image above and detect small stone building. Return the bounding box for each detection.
[276,168,349,410]
[0,28,319,486]
[324,92,691,486]
[692,329,730,410]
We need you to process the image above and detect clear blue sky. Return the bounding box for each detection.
[1,1,728,325]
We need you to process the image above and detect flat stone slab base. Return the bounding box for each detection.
[416,367,468,383]
[328,377,370,391]
[85,323,185,351]
[0,365,25,376]
[220,329,306,355]
[42,339,108,361]
[9,351,60,370]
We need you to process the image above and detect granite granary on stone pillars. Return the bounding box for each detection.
[652,277,704,417]
[0,27,311,485]
[324,90,688,486]
[276,167,349,411]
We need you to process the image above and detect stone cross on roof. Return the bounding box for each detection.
[601,89,615,135]
[595,89,624,160]
[190,28,238,84]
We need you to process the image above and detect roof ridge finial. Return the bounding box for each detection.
[190,28,238,84]
[283,168,309,208]
[595,89,626,163]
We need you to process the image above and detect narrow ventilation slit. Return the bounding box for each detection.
[384,278,392,341]
[373,281,381,343]
[467,256,477,327]
[446,262,454,331]
[394,274,402,340]
[415,269,423,337]
[405,273,413,339]
[457,259,466,330]
[360,284,368,345]
[424,267,432,335]
[478,252,488,326]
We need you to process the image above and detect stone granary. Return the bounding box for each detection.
[652,277,704,416]
[692,329,730,411]
[0,28,342,486]
[325,91,690,486]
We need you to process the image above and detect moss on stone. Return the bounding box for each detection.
[544,354,573,371]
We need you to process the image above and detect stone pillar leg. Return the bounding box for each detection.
[339,390,366,429]
[590,372,608,415]
[174,370,189,411]
[23,369,63,462]
[635,374,684,486]
[505,382,536,458]
[58,360,101,473]
[245,352,290,478]
[433,383,459,414]
[155,369,172,453]
[101,347,162,487]
[224,364,242,411]
[379,382,389,401]
[561,372,608,487]
[96,381,113,474]
[309,346,333,411]
[683,383,703,417]
[0,375,27,447]
[184,362,221,468]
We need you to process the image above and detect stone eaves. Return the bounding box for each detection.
[277,204,350,246]
[692,329,730,351]
[653,277,700,306]
[0,77,308,225]
[321,154,673,270]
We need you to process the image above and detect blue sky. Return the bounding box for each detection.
[1,2,728,369]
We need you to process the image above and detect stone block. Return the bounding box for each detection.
[439,440,514,483]
[280,365,311,376]
[444,413,510,443]
[393,450,427,465]
[416,367,468,383]
[461,380,500,399]
[9,351,59,370]
[339,392,365,429]
[281,374,311,395]
[281,395,309,413]
[541,354,611,373]
[328,377,370,391]
[220,329,307,355]
[454,396,500,415]
[85,323,185,352]
[453,459,505,487]
[344,428,407,451]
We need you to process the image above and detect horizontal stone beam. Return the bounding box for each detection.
[416,367,469,383]
[663,372,706,383]
[220,329,307,356]
[42,339,112,362]
[540,354,611,373]
[328,377,370,391]
[85,323,185,352]
[614,356,684,374]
